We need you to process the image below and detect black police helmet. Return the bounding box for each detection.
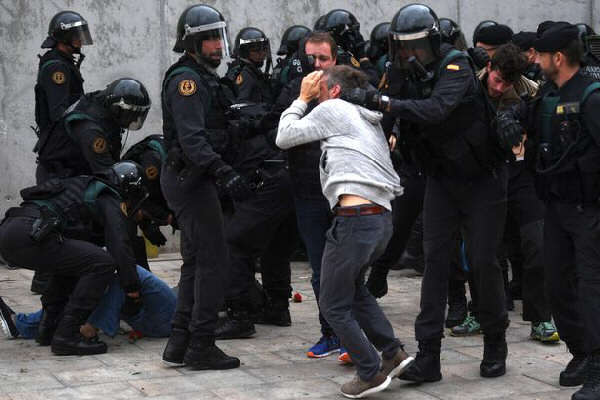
[439,17,467,50]
[278,25,311,56]
[472,20,498,46]
[389,4,441,68]
[173,4,230,58]
[108,161,149,216]
[104,78,151,131]
[233,27,270,59]
[41,10,93,49]
[314,15,327,32]
[322,9,362,52]
[366,22,391,60]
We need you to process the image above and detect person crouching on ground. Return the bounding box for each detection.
[276,65,413,399]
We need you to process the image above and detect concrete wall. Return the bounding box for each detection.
[0,0,598,250]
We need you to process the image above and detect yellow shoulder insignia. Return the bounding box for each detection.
[52,71,66,84]
[236,73,244,85]
[92,137,107,154]
[351,57,361,68]
[145,165,159,180]
[446,64,460,71]
[178,79,197,96]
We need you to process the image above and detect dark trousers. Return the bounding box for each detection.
[0,214,114,314]
[161,169,229,337]
[416,167,508,342]
[506,163,550,323]
[544,201,600,354]
[294,195,334,336]
[371,173,425,271]
[226,169,296,303]
[320,211,401,381]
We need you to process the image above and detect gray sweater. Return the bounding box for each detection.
[276,98,402,211]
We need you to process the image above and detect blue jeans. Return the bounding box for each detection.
[15,266,176,338]
[293,195,334,337]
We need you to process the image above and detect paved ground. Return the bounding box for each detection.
[0,254,577,400]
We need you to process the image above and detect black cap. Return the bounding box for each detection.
[534,22,579,52]
[476,24,513,46]
[512,31,536,51]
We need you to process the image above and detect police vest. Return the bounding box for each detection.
[536,81,600,202]
[34,50,84,134]
[21,176,121,232]
[161,58,236,162]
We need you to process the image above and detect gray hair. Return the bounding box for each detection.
[323,65,368,95]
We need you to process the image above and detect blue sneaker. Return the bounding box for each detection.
[307,335,340,358]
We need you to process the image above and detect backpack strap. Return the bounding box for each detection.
[582,82,600,103]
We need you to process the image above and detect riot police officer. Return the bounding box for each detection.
[502,22,600,399]
[366,22,391,79]
[34,11,93,161]
[159,4,243,371]
[226,27,274,104]
[320,9,379,85]
[439,18,467,51]
[122,135,175,268]
[345,3,509,381]
[512,31,545,83]
[272,25,311,93]
[0,161,148,356]
[36,78,151,182]
[575,23,600,81]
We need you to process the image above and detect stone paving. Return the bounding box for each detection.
[0,254,577,400]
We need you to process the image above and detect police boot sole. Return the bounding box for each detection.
[162,357,186,368]
[480,364,506,378]
[559,374,586,387]
[449,329,481,337]
[51,342,107,356]
[398,369,442,383]
[185,358,241,370]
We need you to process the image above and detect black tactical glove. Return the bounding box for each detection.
[496,112,524,151]
[140,221,167,246]
[215,166,253,202]
[121,294,143,317]
[342,88,385,111]
[467,47,490,70]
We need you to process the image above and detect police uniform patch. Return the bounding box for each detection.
[178,79,197,96]
[92,137,107,154]
[446,64,460,71]
[52,71,66,84]
[145,165,159,180]
[236,74,244,85]
[351,57,361,68]
[120,202,128,216]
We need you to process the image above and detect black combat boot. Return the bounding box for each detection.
[480,331,508,378]
[162,327,190,367]
[184,334,240,370]
[561,350,588,387]
[215,299,255,340]
[36,305,64,346]
[445,280,468,328]
[257,296,291,327]
[30,271,51,295]
[398,340,442,383]
[51,310,107,356]
[366,266,389,298]
[572,353,600,400]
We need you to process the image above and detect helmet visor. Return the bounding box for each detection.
[184,21,231,58]
[390,32,436,68]
[112,99,151,131]
[61,21,93,45]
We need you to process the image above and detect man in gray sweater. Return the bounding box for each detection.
[276,65,413,399]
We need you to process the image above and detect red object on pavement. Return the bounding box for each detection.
[128,330,143,343]
[293,292,302,303]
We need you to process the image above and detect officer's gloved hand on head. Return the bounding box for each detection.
[214,165,253,202]
[121,291,143,317]
[496,112,524,151]
[342,88,384,111]
[467,47,490,70]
